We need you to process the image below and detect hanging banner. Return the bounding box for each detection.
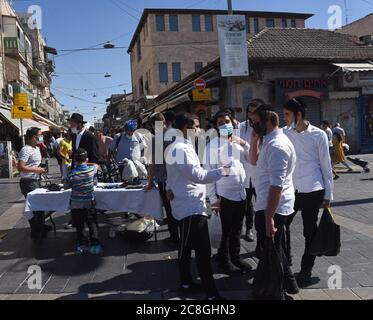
[217,15,249,77]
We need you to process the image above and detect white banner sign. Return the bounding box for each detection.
[217,15,249,77]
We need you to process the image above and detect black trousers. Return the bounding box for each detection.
[178,215,218,297]
[244,186,256,231]
[71,206,100,246]
[20,179,45,230]
[255,211,295,282]
[158,182,179,241]
[219,197,246,262]
[286,190,325,271]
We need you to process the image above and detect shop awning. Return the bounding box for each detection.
[0,108,50,136]
[332,63,373,72]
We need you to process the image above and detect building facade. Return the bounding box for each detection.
[127,8,313,102]
[338,13,373,38]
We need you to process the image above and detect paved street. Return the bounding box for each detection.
[0,156,372,300]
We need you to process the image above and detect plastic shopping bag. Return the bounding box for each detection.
[208,212,222,249]
[309,208,341,257]
[133,160,148,179]
[253,237,284,300]
[121,159,138,181]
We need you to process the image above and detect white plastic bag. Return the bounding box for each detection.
[133,160,148,179]
[209,212,222,249]
[122,159,138,181]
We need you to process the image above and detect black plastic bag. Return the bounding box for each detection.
[253,237,284,300]
[309,208,341,257]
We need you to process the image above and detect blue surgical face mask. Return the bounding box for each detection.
[36,136,44,144]
[290,122,297,129]
[218,123,234,137]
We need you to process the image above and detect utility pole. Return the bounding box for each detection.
[225,0,233,109]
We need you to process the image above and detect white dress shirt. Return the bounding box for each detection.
[75,128,86,150]
[204,136,249,204]
[325,127,333,147]
[254,129,296,216]
[239,121,255,188]
[165,138,224,221]
[284,124,334,200]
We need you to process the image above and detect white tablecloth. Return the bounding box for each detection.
[24,185,164,221]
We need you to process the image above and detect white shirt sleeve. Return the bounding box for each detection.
[203,142,219,204]
[18,147,30,163]
[318,132,334,200]
[267,147,289,188]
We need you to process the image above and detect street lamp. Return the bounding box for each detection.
[104,41,115,49]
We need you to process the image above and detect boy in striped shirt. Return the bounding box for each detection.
[68,148,102,254]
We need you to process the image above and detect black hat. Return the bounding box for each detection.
[68,113,87,124]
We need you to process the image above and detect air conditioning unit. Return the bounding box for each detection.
[7,84,13,98]
[360,35,373,45]
[340,71,359,88]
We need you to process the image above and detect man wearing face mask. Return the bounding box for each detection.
[18,127,50,240]
[68,113,99,166]
[109,119,146,177]
[249,105,299,298]
[239,99,264,243]
[204,109,252,274]
[282,98,333,287]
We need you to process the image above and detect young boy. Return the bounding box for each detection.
[68,148,102,254]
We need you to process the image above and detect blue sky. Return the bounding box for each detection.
[12,0,373,124]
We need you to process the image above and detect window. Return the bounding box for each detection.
[266,19,275,28]
[291,19,296,28]
[205,15,213,32]
[254,18,259,33]
[192,15,201,32]
[156,15,165,32]
[139,76,144,96]
[282,18,287,28]
[172,63,181,82]
[195,62,203,72]
[246,18,250,33]
[159,63,168,83]
[136,39,141,62]
[169,15,178,32]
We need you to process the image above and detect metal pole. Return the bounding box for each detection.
[225,0,233,108]
[20,119,25,146]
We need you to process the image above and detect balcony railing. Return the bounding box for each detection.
[4,37,33,68]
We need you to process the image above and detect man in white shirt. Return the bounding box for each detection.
[239,99,264,242]
[204,110,252,274]
[165,113,227,301]
[283,99,334,287]
[322,120,333,151]
[249,105,299,298]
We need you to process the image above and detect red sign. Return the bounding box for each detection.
[194,79,206,90]
[277,79,329,90]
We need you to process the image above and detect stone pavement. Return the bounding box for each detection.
[0,156,372,300]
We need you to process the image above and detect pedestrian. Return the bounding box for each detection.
[68,113,99,165]
[333,122,346,142]
[17,127,51,240]
[249,104,299,298]
[165,113,229,301]
[332,132,353,175]
[95,129,113,162]
[282,98,333,287]
[59,130,73,182]
[145,112,179,245]
[164,110,176,131]
[67,148,102,255]
[204,109,252,274]
[109,119,146,177]
[239,99,265,243]
[322,120,339,179]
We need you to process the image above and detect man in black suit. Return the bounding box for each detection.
[68,113,99,165]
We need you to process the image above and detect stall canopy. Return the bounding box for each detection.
[332,62,373,72]
[0,107,50,136]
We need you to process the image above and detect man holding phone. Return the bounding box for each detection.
[18,127,51,240]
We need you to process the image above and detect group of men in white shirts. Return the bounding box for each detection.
[159,97,333,300]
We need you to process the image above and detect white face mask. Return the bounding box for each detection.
[71,127,79,134]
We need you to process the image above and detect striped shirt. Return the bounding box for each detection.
[68,164,96,204]
[18,145,42,180]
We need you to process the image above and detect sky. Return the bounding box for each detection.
[11,0,373,124]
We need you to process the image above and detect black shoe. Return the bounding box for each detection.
[219,260,242,274]
[206,294,226,301]
[284,277,300,295]
[296,269,312,288]
[231,259,253,272]
[333,175,340,180]
[178,283,203,294]
[244,229,255,242]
